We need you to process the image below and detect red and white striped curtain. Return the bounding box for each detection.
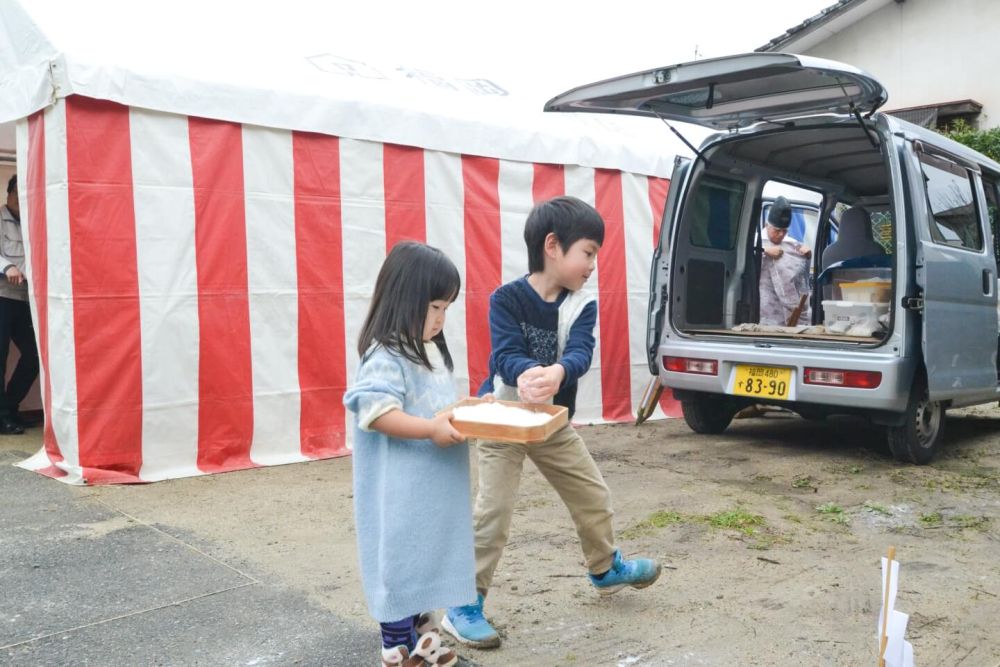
[16,96,679,485]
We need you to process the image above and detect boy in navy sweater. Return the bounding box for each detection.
[443,196,661,649]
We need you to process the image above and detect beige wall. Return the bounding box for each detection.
[797,0,1000,128]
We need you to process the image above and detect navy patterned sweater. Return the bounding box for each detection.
[478,277,597,418]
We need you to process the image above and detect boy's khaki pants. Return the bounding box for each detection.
[473,424,616,593]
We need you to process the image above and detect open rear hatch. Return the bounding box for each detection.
[546,54,895,348]
[545,53,886,131]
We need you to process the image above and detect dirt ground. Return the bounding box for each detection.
[34,406,1000,666]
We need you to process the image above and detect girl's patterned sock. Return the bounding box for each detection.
[411,614,423,644]
[380,617,416,650]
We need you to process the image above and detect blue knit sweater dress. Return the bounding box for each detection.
[343,344,476,622]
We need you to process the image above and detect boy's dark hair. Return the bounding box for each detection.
[6,175,15,195]
[357,241,461,371]
[524,196,605,273]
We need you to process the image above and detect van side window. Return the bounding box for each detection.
[918,153,983,251]
[983,176,999,264]
[688,176,745,250]
[870,211,894,254]
[830,203,893,254]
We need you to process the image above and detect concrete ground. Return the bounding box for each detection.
[0,437,377,667]
[3,406,1000,666]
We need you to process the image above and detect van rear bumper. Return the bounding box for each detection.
[657,340,913,413]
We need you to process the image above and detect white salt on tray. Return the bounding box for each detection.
[452,402,551,427]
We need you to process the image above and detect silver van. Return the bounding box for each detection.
[547,53,1000,464]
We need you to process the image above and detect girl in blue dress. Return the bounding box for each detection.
[343,241,474,667]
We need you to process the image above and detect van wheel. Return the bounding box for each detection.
[886,382,945,465]
[681,395,735,434]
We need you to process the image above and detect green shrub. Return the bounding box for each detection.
[940,120,1000,163]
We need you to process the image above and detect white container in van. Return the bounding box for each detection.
[821,300,889,333]
[547,53,1000,464]
[838,281,892,303]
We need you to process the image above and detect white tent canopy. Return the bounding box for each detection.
[3,0,689,484]
[0,0,691,175]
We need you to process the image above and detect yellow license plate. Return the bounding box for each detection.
[732,365,793,400]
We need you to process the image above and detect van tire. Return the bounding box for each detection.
[681,395,735,434]
[886,381,944,465]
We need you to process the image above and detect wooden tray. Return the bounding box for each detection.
[440,398,568,444]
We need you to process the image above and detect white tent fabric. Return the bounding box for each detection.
[0,1,688,177]
[16,98,680,484]
[2,0,686,484]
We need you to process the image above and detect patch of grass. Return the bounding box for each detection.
[828,464,864,475]
[792,475,817,491]
[952,515,990,530]
[862,501,892,516]
[647,510,683,528]
[782,513,803,524]
[889,469,917,486]
[919,511,943,527]
[747,533,789,550]
[816,502,849,525]
[920,467,1000,494]
[707,508,765,536]
[619,510,684,539]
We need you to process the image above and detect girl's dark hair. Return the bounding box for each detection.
[357,241,461,371]
[524,196,605,274]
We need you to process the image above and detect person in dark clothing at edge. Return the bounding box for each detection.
[0,174,40,434]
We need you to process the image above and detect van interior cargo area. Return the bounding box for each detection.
[671,122,894,344]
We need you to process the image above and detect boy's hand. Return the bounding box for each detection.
[429,411,465,447]
[517,364,565,403]
[480,393,496,403]
[797,244,812,258]
[764,246,783,259]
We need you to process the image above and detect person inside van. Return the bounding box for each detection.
[759,196,812,326]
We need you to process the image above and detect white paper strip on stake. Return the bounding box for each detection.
[883,609,909,667]
[878,556,900,634]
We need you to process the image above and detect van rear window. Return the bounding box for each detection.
[688,176,745,250]
[918,153,983,251]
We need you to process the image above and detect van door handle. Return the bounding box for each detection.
[984,269,994,296]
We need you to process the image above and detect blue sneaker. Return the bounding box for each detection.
[442,593,500,649]
[588,550,662,596]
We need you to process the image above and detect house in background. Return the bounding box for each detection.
[757,0,999,130]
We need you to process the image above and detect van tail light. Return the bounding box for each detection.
[663,356,718,376]
[804,367,882,389]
